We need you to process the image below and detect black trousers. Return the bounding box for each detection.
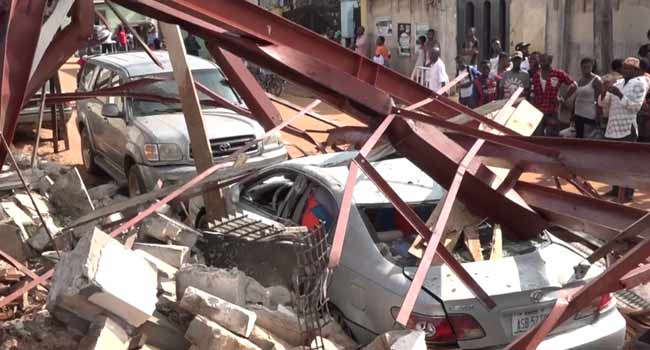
[574,115,597,139]
[533,112,560,137]
[606,127,637,199]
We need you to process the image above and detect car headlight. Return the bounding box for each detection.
[144,144,183,162]
[263,132,282,147]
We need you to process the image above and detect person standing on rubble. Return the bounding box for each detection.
[427,46,449,93]
[600,57,649,202]
[530,53,577,136]
[460,27,480,67]
[117,25,128,52]
[573,58,603,139]
[353,26,369,57]
[474,60,501,106]
[499,51,530,100]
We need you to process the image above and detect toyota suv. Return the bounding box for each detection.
[76,51,288,195]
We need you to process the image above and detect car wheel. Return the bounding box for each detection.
[127,166,146,197]
[80,128,101,175]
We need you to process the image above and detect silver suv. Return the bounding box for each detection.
[76,51,288,195]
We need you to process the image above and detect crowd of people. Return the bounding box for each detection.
[351,25,650,203]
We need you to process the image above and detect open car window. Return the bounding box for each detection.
[241,172,299,219]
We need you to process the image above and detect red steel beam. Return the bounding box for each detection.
[396,139,489,325]
[114,0,517,136]
[0,0,48,164]
[207,43,282,130]
[586,212,650,263]
[354,154,496,310]
[448,133,650,190]
[26,0,93,100]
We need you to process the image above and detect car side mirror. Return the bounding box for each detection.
[101,103,123,118]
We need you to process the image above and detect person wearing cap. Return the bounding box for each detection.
[515,42,532,71]
[599,57,649,202]
[531,53,577,136]
[499,51,530,100]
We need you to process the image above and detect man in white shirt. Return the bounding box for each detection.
[428,46,449,93]
[600,57,649,202]
[515,42,532,72]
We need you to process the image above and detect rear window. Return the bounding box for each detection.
[359,204,550,267]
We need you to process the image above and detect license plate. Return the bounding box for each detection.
[512,309,551,336]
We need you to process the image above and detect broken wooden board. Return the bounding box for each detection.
[490,224,503,260]
[464,226,483,262]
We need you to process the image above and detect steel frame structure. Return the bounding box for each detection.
[1,1,650,349]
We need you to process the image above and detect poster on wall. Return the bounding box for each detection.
[415,23,429,39]
[375,16,393,37]
[398,23,412,56]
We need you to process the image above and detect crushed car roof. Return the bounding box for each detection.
[87,51,216,77]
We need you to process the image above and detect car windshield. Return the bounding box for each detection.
[129,69,241,117]
[359,204,550,267]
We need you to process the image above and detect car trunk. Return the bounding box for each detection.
[403,239,605,349]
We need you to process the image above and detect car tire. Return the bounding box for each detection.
[80,127,101,175]
[127,165,146,197]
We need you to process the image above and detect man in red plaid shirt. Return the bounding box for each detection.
[531,53,577,136]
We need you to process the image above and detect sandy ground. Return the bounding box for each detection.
[10,59,650,210]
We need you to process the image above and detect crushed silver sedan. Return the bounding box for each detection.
[197,151,625,349]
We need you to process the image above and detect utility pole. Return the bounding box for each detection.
[594,0,613,74]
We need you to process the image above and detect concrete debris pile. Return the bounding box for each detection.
[0,161,424,350]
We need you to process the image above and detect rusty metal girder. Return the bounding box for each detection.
[448,133,650,190]
[0,0,47,164]
[111,0,551,240]
[207,43,282,130]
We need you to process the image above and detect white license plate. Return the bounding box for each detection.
[512,309,551,336]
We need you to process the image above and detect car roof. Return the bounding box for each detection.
[87,51,217,77]
[281,152,445,205]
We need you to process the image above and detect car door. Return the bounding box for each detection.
[84,67,114,157]
[77,62,98,131]
[102,73,129,172]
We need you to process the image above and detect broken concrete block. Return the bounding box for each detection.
[321,321,358,349]
[134,250,178,280]
[249,326,292,350]
[250,305,303,346]
[180,286,257,338]
[27,216,61,251]
[363,330,426,350]
[14,191,50,219]
[310,337,344,350]
[137,312,190,350]
[140,212,199,248]
[185,315,261,350]
[48,228,158,327]
[267,286,292,308]
[0,223,32,262]
[38,175,54,198]
[1,201,34,240]
[49,167,95,217]
[176,266,270,307]
[87,182,120,201]
[77,316,130,350]
[133,243,189,268]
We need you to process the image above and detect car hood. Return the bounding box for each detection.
[134,108,262,144]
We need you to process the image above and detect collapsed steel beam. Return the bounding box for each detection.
[448,133,650,190]
[113,0,549,240]
[207,43,282,130]
[0,0,48,165]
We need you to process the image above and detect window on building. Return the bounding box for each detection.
[483,1,492,57]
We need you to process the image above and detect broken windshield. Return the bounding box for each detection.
[129,69,242,117]
[358,204,550,267]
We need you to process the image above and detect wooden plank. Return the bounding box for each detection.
[159,22,226,221]
[464,226,483,262]
[490,224,503,260]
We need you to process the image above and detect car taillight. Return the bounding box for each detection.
[390,307,485,345]
[575,293,614,320]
